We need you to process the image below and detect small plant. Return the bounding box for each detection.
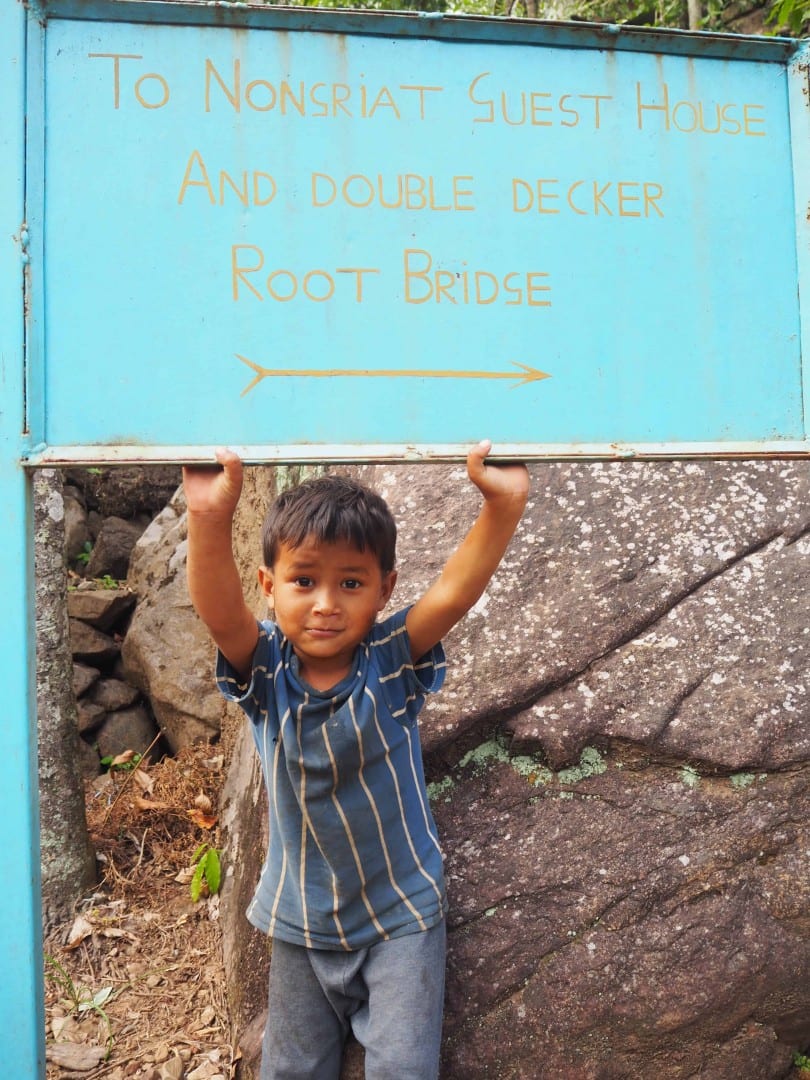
[99,750,142,773]
[190,843,221,902]
[45,956,114,1054]
[97,574,120,589]
[75,540,93,566]
[794,1051,810,1073]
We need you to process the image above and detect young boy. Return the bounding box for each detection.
[183,441,529,1080]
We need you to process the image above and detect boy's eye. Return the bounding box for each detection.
[294,576,314,587]
[342,579,362,590]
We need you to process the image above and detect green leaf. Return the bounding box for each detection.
[192,842,208,863]
[203,849,221,895]
[767,0,810,31]
[190,860,205,903]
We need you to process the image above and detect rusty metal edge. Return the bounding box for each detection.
[21,441,810,466]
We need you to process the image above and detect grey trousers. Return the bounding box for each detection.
[260,919,446,1080]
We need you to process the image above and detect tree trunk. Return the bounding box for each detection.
[688,0,702,28]
[35,469,97,934]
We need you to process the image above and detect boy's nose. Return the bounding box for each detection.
[312,589,339,614]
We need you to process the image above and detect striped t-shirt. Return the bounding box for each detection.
[216,607,448,951]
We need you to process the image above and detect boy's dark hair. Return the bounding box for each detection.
[261,475,397,573]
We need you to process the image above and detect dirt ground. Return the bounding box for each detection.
[43,746,236,1080]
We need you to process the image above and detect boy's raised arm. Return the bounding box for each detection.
[406,440,529,663]
[183,449,259,681]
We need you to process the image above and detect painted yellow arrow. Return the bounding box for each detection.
[237,354,551,397]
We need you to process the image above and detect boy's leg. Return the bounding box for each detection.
[261,938,348,1080]
[350,919,446,1080]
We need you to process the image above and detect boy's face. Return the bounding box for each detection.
[258,536,396,689]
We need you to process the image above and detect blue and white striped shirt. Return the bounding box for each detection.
[217,608,448,950]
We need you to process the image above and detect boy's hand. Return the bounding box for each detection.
[184,448,257,679]
[467,439,530,506]
[406,441,529,663]
[182,448,244,517]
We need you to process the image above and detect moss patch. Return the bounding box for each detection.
[730,772,756,790]
[426,776,456,803]
[458,735,511,771]
[680,766,701,789]
[457,738,608,794]
[557,747,608,785]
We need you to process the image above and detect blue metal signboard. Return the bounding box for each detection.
[19,0,810,463]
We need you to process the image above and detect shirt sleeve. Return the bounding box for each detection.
[370,608,446,726]
[215,620,275,723]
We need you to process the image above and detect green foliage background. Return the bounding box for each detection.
[273,0,809,35]
[767,0,810,32]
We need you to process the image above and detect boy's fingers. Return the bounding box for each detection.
[182,450,243,510]
[213,447,244,486]
[184,449,241,472]
[215,447,242,469]
[467,441,530,500]
[466,439,492,483]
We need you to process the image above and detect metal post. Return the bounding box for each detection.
[0,2,44,1075]
[788,42,810,430]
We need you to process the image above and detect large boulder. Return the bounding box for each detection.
[64,465,182,520]
[121,489,229,749]
[436,750,806,1077]
[94,703,160,760]
[364,459,810,766]
[84,515,145,581]
[67,586,136,633]
[141,458,810,1078]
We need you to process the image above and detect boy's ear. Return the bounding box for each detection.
[258,565,274,600]
[378,570,397,611]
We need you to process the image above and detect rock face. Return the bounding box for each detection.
[365,459,810,770]
[436,752,806,1078]
[121,489,236,750]
[132,459,810,1078]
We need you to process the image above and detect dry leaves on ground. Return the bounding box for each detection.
[44,747,236,1080]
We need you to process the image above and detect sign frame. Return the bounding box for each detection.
[14,0,810,466]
